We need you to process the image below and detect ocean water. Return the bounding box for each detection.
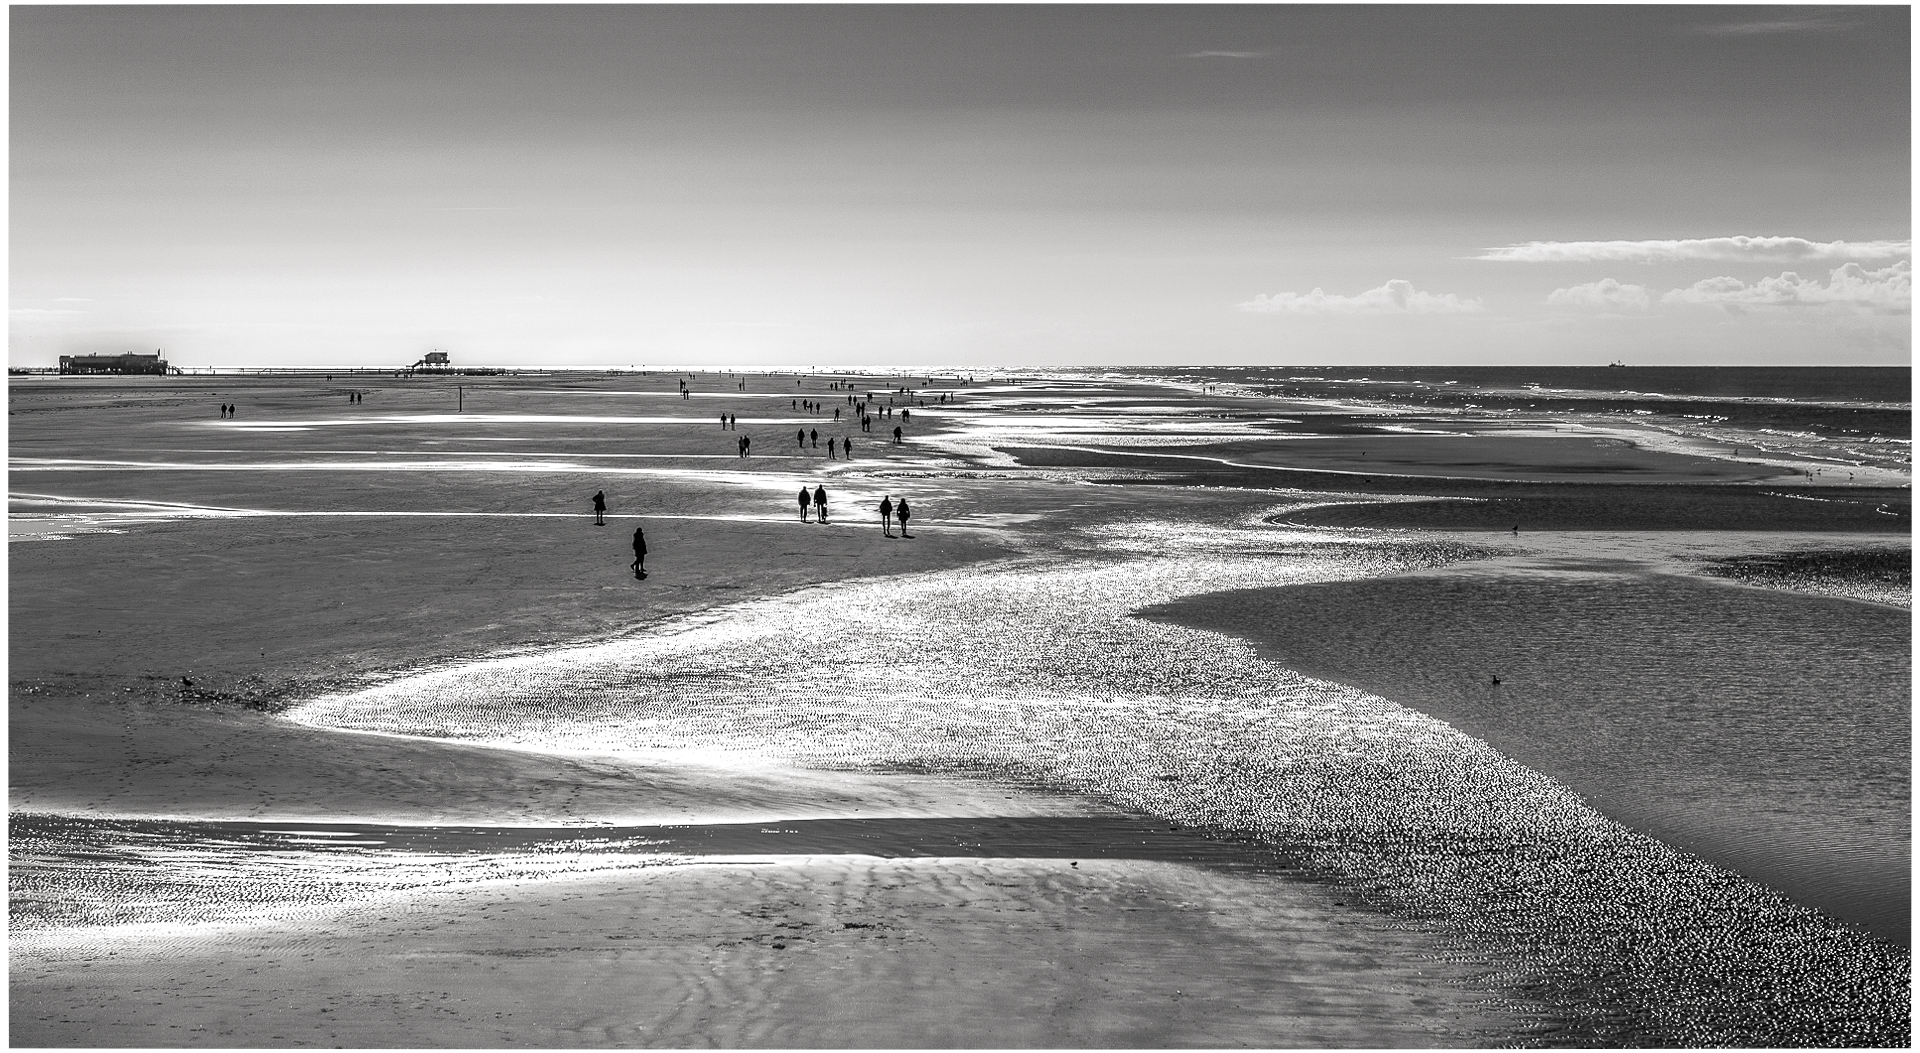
[1129,365,1911,405]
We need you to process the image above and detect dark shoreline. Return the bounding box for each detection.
[1002,445,1911,531]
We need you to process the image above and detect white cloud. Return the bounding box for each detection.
[1660,261,1911,312]
[1477,236,1910,264]
[1239,279,1485,315]
[1547,279,1651,311]
[1693,15,1856,35]
[1185,50,1267,59]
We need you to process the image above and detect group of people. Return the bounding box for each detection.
[796,486,912,536]
[795,429,854,459]
[217,403,237,418]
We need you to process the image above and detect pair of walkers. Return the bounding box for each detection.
[798,484,830,523]
[878,495,912,537]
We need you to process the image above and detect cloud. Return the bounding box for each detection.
[1693,14,1857,35]
[1239,279,1486,315]
[1477,236,1910,264]
[1660,261,1911,312]
[1185,50,1267,59]
[1547,279,1651,311]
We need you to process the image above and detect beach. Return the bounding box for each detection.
[10,368,1911,1046]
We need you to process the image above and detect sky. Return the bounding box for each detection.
[10,4,1911,370]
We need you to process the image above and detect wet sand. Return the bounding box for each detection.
[1140,531,1913,941]
[11,370,1912,1047]
[12,372,1523,1046]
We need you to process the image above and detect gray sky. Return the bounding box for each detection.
[11,5,1910,369]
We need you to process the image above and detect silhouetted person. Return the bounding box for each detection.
[742,435,751,456]
[729,414,736,429]
[813,484,828,523]
[828,437,837,459]
[892,425,903,444]
[720,413,728,428]
[797,429,806,453]
[897,497,912,537]
[843,437,854,458]
[879,495,894,537]
[592,490,606,526]
[632,527,648,579]
[902,408,910,423]
[799,486,812,522]
[810,428,818,448]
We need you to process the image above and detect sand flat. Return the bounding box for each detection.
[11,855,1505,1048]
[11,370,1911,1046]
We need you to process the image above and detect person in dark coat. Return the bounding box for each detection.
[812,484,829,524]
[892,425,903,444]
[879,495,894,537]
[799,486,812,522]
[592,490,606,526]
[631,527,648,579]
[896,497,912,538]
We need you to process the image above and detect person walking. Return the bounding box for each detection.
[813,484,829,524]
[843,437,854,458]
[797,429,806,453]
[897,497,912,538]
[892,425,903,444]
[742,435,751,456]
[827,437,838,459]
[591,490,607,526]
[810,428,818,449]
[879,495,894,537]
[799,486,812,522]
[631,526,648,579]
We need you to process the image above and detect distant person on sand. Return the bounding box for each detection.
[843,437,854,458]
[810,428,818,448]
[796,429,806,453]
[893,425,903,444]
[631,527,648,579]
[742,435,751,456]
[879,495,894,537]
[827,437,837,459]
[813,484,829,523]
[592,490,606,526]
[897,497,912,537]
[799,486,812,522]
